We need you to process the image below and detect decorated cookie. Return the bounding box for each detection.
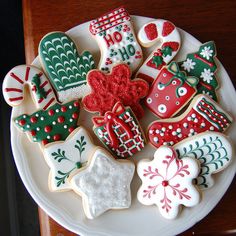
[93,102,145,158]
[39,32,95,102]
[70,148,135,219]
[174,132,233,190]
[148,94,233,148]
[145,62,198,118]
[82,64,149,119]
[43,127,96,191]
[89,7,142,73]
[2,65,57,110]
[14,100,80,145]
[136,19,181,83]
[178,41,218,101]
[137,146,200,219]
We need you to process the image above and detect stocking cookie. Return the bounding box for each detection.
[174,132,233,190]
[145,62,198,118]
[148,94,233,148]
[93,102,145,158]
[39,32,95,102]
[43,127,96,191]
[178,41,218,101]
[136,19,181,83]
[70,148,135,219]
[89,7,142,73]
[14,100,80,145]
[137,146,200,219]
[2,65,57,110]
[82,64,149,119]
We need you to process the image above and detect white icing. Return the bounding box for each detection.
[158,104,167,113]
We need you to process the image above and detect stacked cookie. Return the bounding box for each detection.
[2,6,234,220]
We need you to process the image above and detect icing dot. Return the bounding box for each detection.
[48,109,55,116]
[64,125,68,129]
[52,121,56,125]
[172,80,177,85]
[165,96,170,101]
[19,119,26,126]
[30,116,37,123]
[40,117,44,121]
[70,119,73,122]
[26,125,30,128]
[42,140,48,145]
[178,87,187,96]
[176,101,180,105]
[187,117,191,121]
[73,101,80,107]
[146,98,152,104]
[56,109,60,113]
[15,120,19,124]
[107,115,111,119]
[153,137,158,142]
[177,128,181,132]
[31,130,36,136]
[61,106,67,112]
[155,130,159,134]
[33,138,37,141]
[149,130,154,134]
[160,133,164,137]
[36,127,40,131]
[157,83,165,90]
[190,129,194,133]
[72,112,79,119]
[192,113,196,118]
[162,127,166,132]
[155,93,158,97]
[58,116,65,123]
[183,123,188,128]
[53,134,61,141]
[168,125,173,129]
[210,126,214,130]
[35,113,39,117]
[158,104,167,114]
[44,126,52,133]
[163,73,167,77]
[47,136,51,139]
[162,180,168,187]
[69,127,75,133]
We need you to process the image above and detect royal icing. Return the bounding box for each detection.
[70,148,135,219]
[93,102,145,158]
[14,100,80,145]
[39,32,95,102]
[89,7,142,73]
[178,41,219,101]
[2,65,57,110]
[174,132,233,190]
[137,146,200,219]
[148,94,233,148]
[43,127,96,191]
[145,62,198,118]
[82,64,149,119]
[136,19,181,83]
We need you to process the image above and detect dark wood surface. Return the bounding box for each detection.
[22,0,236,235]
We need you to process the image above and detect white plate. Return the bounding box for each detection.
[11,16,236,236]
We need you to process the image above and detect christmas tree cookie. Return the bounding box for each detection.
[39,32,95,102]
[178,41,219,101]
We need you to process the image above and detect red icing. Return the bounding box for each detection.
[162,42,179,51]
[30,117,37,123]
[31,130,36,136]
[144,23,158,40]
[19,119,26,126]
[73,101,80,107]
[82,64,149,119]
[42,139,48,145]
[162,21,175,37]
[53,134,61,141]
[72,112,79,119]
[61,106,67,112]
[57,116,65,123]
[136,72,154,84]
[48,109,55,116]
[68,127,75,133]
[44,125,52,133]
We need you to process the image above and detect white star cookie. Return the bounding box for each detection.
[43,127,96,192]
[70,148,135,219]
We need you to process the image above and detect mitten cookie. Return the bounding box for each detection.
[89,7,142,73]
[137,146,200,219]
[136,19,181,83]
[39,32,95,102]
[93,102,145,158]
[148,94,233,148]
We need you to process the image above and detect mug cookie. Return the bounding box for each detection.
[89,6,142,73]
[93,102,145,158]
[2,65,57,110]
[70,148,135,219]
[39,32,95,102]
[148,94,233,148]
[136,19,181,83]
[145,62,198,118]
[137,146,200,219]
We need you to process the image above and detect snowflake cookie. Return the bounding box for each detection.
[43,127,96,191]
[137,146,200,219]
[70,148,135,219]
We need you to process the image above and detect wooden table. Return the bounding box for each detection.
[22,0,236,235]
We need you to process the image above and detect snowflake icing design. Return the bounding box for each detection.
[200,68,214,84]
[200,46,213,60]
[181,58,196,72]
[137,146,200,219]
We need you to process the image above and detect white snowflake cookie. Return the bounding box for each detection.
[137,146,200,219]
[70,148,135,219]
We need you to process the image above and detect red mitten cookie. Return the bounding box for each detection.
[82,64,149,119]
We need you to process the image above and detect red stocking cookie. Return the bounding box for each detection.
[148,94,233,148]
[93,102,145,158]
[82,64,149,119]
[136,19,181,83]
[145,62,198,118]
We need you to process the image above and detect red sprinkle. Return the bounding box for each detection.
[30,116,37,123]
[72,112,78,119]
[53,134,61,141]
[42,139,48,145]
[44,126,52,133]
[68,127,75,133]
[57,116,65,123]
[61,106,67,112]
[31,130,36,136]
[48,109,55,116]
[74,101,80,107]
[19,119,26,126]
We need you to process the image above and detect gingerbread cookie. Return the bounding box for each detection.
[14,100,80,145]
[137,146,200,219]
[39,32,95,102]
[136,19,181,83]
[70,148,135,219]
[2,65,57,110]
[43,127,96,191]
[148,94,233,148]
[89,7,142,73]
[82,64,149,119]
[178,41,219,101]
[174,132,233,190]
[93,102,145,158]
[145,62,198,118]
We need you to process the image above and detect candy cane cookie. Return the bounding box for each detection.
[136,19,181,83]
[2,65,57,110]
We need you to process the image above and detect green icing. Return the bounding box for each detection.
[74,135,86,159]
[161,46,173,57]
[31,74,47,99]
[152,55,163,67]
[39,32,95,92]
